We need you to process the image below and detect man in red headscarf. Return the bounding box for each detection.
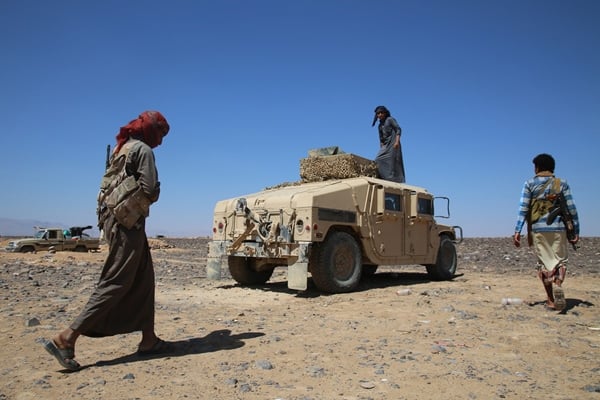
[41,111,172,370]
[115,110,170,152]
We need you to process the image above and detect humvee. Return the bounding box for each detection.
[207,176,462,293]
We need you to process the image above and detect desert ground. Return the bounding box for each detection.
[0,236,599,400]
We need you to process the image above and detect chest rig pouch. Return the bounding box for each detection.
[97,140,151,230]
[529,177,561,224]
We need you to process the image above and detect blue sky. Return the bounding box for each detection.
[1,0,598,238]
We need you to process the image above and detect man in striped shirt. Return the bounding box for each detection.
[513,153,580,311]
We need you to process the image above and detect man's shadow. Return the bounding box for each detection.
[529,298,594,314]
[91,329,264,368]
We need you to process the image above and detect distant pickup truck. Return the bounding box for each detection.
[5,226,100,253]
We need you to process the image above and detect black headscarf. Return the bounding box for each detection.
[372,105,390,126]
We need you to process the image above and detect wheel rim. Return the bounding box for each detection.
[333,243,355,280]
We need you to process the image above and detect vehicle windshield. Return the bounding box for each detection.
[34,230,46,239]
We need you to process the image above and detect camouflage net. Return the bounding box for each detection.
[264,147,378,190]
[300,152,378,183]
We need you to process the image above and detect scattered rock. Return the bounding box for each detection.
[360,380,376,389]
[255,360,274,370]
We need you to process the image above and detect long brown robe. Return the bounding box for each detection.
[71,139,159,337]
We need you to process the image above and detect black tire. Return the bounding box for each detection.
[20,246,35,253]
[310,231,362,293]
[426,235,457,281]
[74,246,87,253]
[228,256,274,285]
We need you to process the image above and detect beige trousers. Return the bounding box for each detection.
[533,231,568,272]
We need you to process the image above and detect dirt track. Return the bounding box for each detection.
[1,237,599,399]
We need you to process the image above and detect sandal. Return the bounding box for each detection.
[40,338,81,371]
[553,286,566,311]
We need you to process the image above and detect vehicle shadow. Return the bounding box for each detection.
[88,329,264,369]
[218,270,464,298]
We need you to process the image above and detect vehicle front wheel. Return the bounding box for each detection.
[426,235,457,281]
[310,231,362,293]
[20,246,35,253]
[228,256,274,285]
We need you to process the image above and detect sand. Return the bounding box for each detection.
[1,237,599,399]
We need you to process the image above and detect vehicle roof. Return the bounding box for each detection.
[261,177,429,195]
[216,177,431,207]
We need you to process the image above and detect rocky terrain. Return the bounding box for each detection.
[1,237,599,400]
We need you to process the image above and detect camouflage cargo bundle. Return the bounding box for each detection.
[300,147,378,183]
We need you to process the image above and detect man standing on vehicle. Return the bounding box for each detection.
[372,105,405,183]
[513,153,580,311]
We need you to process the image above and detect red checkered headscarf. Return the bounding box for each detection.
[114,111,170,153]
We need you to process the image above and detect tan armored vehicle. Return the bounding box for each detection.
[207,152,462,293]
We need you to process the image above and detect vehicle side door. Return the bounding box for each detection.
[35,230,57,251]
[405,191,434,256]
[368,185,405,259]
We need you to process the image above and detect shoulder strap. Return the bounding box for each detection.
[114,139,139,159]
[533,178,553,199]
[552,177,561,194]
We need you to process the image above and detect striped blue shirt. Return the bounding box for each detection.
[515,175,580,234]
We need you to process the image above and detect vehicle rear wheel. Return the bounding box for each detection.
[74,246,87,252]
[228,256,274,285]
[311,231,362,293]
[426,235,457,281]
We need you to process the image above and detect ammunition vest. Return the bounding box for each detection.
[97,140,151,230]
[529,177,561,223]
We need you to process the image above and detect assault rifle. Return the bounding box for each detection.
[105,144,110,170]
[547,192,578,250]
[105,144,111,170]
